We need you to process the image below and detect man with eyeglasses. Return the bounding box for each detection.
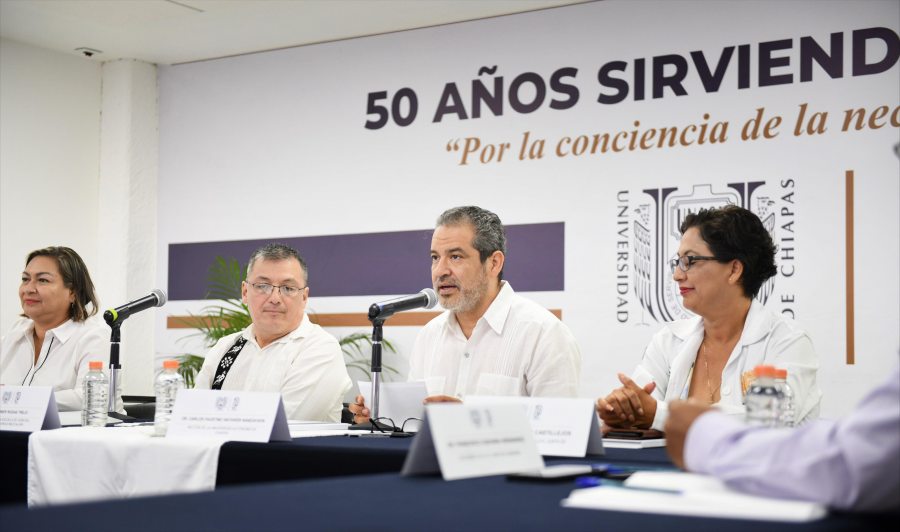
[194,243,351,422]
[350,206,582,423]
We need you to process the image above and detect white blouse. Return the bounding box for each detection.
[1,317,121,412]
[633,300,822,430]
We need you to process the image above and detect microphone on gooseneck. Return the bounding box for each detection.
[103,289,167,326]
[368,288,437,321]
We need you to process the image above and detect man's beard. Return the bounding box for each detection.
[435,267,489,313]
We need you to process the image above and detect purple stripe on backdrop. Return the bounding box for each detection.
[167,222,564,300]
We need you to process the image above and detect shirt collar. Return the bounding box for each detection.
[668,299,769,347]
[668,312,703,340]
[48,319,79,343]
[735,299,771,345]
[480,281,514,335]
[443,281,514,336]
[244,314,312,346]
[17,318,79,344]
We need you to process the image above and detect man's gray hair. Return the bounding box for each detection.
[436,206,507,278]
[246,243,308,284]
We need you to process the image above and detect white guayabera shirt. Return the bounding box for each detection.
[409,282,582,399]
[195,315,352,423]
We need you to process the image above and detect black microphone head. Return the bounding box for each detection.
[420,288,437,309]
[151,289,168,307]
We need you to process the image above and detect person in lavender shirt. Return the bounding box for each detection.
[665,363,900,512]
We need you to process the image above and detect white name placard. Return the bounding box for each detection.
[166,389,290,442]
[0,386,61,432]
[466,396,604,457]
[402,403,543,481]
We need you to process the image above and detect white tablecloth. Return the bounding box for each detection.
[28,425,223,506]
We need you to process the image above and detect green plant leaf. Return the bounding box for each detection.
[175,354,205,389]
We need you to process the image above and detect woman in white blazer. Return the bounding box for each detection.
[597,206,821,431]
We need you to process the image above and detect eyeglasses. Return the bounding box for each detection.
[669,255,719,274]
[370,416,422,435]
[247,282,307,298]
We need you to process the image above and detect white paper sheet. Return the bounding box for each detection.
[601,438,666,449]
[358,380,427,431]
[562,471,827,522]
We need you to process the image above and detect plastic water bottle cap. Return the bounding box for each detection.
[163,359,180,369]
[775,368,788,379]
[753,365,777,378]
[88,361,103,370]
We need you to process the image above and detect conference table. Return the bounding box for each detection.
[3,429,898,530]
[0,428,672,505]
[0,429,412,505]
[2,462,896,531]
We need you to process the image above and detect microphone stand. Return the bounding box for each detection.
[105,322,127,420]
[369,318,385,422]
[103,319,134,421]
[350,291,436,434]
[349,316,398,433]
[98,291,167,423]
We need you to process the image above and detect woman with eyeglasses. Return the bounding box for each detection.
[0,246,118,412]
[596,205,821,431]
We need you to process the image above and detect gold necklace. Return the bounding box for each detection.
[701,341,722,404]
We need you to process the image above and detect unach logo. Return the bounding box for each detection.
[616,180,798,325]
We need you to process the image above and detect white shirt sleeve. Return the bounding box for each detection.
[634,333,676,431]
[523,320,581,398]
[685,364,900,512]
[767,323,821,423]
[194,335,235,390]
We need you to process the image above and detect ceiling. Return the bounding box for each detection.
[0,0,588,65]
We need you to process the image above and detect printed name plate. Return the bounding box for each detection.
[467,396,604,457]
[402,403,544,481]
[0,386,61,432]
[166,389,290,442]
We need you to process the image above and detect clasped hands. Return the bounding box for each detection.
[596,372,659,430]
[597,373,715,469]
[349,394,460,425]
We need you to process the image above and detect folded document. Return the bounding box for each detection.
[562,471,826,522]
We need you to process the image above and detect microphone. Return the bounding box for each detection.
[368,288,437,321]
[103,289,167,325]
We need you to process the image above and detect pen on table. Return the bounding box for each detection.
[575,476,604,488]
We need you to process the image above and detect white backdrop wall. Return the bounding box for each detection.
[1,41,159,395]
[0,39,102,335]
[157,1,900,417]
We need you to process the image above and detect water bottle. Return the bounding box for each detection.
[82,361,108,427]
[775,368,795,427]
[745,365,783,428]
[154,359,185,436]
